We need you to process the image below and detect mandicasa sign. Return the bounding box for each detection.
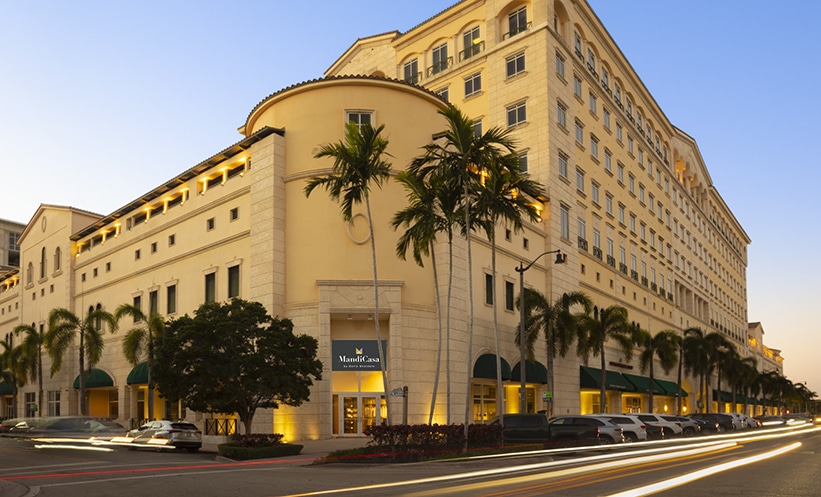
[332,340,387,371]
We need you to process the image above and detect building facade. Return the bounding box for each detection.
[0,0,777,439]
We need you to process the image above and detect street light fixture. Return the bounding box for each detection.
[515,249,566,414]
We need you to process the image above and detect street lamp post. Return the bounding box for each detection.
[515,249,566,414]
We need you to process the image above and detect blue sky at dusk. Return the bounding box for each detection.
[1,1,817,394]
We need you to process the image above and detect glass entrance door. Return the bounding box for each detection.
[335,394,386,435]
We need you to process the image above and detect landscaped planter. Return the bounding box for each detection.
[217,443,303,460]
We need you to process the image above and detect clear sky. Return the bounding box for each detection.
[1,1,818,395]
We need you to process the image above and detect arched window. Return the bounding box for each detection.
[95,303,102,330]
[40,247,47,279]
[26,262,33,285]
[54,247,62,272]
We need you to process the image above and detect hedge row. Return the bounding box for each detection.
[362,423,503,461]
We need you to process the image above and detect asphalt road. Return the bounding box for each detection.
[2,425,819,497]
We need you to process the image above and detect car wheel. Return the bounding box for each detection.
[187,447,199,453]
[683,427,696,437]
[623,432,637,443]
[599,435,614,444]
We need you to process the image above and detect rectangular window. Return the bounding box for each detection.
[507,102,526,127]
[573,75,582,98]
[228,265,240,299]
[168,234,176,246]
[508,6,528,36]
[617,163,624,183]
[630,213,636,233]
[628,174,635,194]
[518,152,528,174]
[167,284,177,314]
[616,123,623,143]
[135,249,141,260]
[206,218,215,231]
[604,149,612,172]
[591,182,600,204]
[603,108,610,129]
[485,273,493,305]
[504,281,515,311]
[628,136,634,154]
[605,193,613,215]
[618,204,625,224]
[473,119,482,137]
[47,390,60,416]
[205,272,216,303]
[149,290,158,315]
[133,295,142,313]
[590,135,599,159]
[25,392,36,417]
[347,111,373,131]
[403,58,419,84]
[557,101,567,128]
[431,43,449,74]
[589,92,597,114]
[150,242,157,254]
[230,207,239,221]
[435,87,449,102]
[576,169,585,193]
[555,52,565,78]
[463,26,481,59]
[638,148,644,165]
[560,205,570,240]
[575,120,584,145]
[506,52,525,78]
[464,72,481,97]
[558,152,568,178]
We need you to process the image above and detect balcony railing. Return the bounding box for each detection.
[593,247,603,260]
[641,276,649,287]
[459,41,485,61]
[427,57,454,76]
[619,263,628,275]
[404,72,422,85]
[503,22,532,40]
[631,270,639,281]
[578,237,588,251]
[205,418,237,436]
[607,255,616,267]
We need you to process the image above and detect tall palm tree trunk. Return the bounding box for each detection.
[490,227,504,422]
[365,193,391,425]
[648,357,655,413]
[79,332,87,417]
[677,344,683,415]
[428,242,443,424]
[599,338,607,413]
[463,182,474,444]
[446,236,454,424]
[37,347,43,417]
[148,337,155,421]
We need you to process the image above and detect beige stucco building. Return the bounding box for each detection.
[1,0,779,438]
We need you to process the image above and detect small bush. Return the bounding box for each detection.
[218,443,302,460]
[228,433,284,447]
[361,424,504,462]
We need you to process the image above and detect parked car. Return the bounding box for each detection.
[0,418,24,435]
[690,413,736,432]
[643,422,665,440]
[633,413,683,438]
[548,416,624,444]
[3,416,125,441]
[754,415,788,427]
[586,414,646,442]
[688,416,721,435]
[671,416,700,437]
[491,414,610,447]
[126,420,202,452]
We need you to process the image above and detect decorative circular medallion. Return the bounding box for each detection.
[41,216,47,232]
[346,212,371,245]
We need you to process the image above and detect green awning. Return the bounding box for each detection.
[126,361,149,385]
[623,373,665,394]
[580,366,635,392]
[712,390,744,403]
[73,369,114,389]
[655,378,688,397]
[0,380,13,395]
[511,360,548,384]
[473,354,512,381]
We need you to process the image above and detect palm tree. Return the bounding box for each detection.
[577,305,634,413]
[306,121,393,424]
[682,327,711,413]
[516,288,590,417]
[635,328,680,413]
[706,332,734,413]
[46,307,118,416]
[408,106,523,435]
[392,170,448,423]
[731,356,758,415]
[13,323,47,417]
[473,152,545,419]
[114,304,165,422]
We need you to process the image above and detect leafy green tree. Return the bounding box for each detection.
[306,121,392,424]
[577,305,634,413]
[153,299,322,435]
[516,289,590,417]
[46,307,117,416]
[635,328,680,412]
[114,304,165,421]
[13,323,47,416]
[473,153,544,417]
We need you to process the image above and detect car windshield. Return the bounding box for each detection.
[171,423,199,431]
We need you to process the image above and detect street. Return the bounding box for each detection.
[1,425,820,496]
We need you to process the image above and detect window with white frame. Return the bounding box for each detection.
[558,151,569,178]
[518,152,528,174]
[590,134,599,159]
[47,390,60,416]
[576,168,585,193]
[591,182,600,204]
[617,163,624,183]
[403,58,419,84]
[464,72,481,97]
[578,217,586,241]
[616,122,623,142]
[574,75,582,98]
[506,52,525,78]
[575,120,584,145]
[605,193,613,215]
[603,107,610,129]
[431,43,449,74]
[630,214,636,233]
[555,52,565,78]
[628,136,634,154]
[463,26,481,59]
[347,111,373,131]
[508,6,528,36]
[604,149,612,172]
[507,101,527,127]
[618,203,625,224]
[560,205,570,240]
[628,174,635,194]
[589,92,597,114]
[557,101,567,127]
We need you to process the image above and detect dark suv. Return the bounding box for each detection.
[491,414,607,446]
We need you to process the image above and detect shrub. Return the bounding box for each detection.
[218,443,302,460]
[228,433,284,447]
[362,424,503,462]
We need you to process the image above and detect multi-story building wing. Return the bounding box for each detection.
[328,0,753,416]
[1,1,769,438]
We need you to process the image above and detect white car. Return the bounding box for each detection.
[632,413,683,437]
[586,414,647,442]
[127,420,202,452]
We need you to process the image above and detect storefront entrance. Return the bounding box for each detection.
[333,394,386,435]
